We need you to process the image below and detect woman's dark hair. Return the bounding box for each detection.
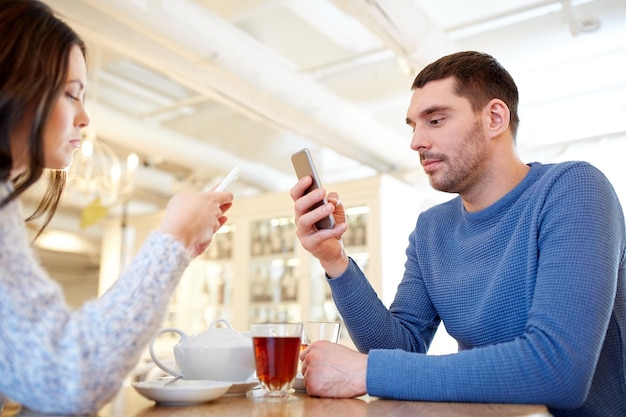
[0,0,86,235]
[412,51,520,139]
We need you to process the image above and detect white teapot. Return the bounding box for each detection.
[148,319,256,382]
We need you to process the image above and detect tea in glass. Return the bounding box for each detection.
[250,323,302,402]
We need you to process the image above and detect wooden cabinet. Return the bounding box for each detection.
[99,174,421,334]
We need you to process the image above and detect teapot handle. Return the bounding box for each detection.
[148,327,187,378]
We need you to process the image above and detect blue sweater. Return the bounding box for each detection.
[329,162,626,417]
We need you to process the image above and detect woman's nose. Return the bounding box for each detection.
[77,104,90,129]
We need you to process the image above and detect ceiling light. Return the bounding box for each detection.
[67,128,139,209]
[34,229,98,254]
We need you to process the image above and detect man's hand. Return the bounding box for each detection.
[300,341,368,398]
[290,176,349,278]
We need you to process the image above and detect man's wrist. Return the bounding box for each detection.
[322,254,350,279]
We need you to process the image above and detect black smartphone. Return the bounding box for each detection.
[291,148,335,230]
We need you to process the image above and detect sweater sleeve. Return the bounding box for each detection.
[329,253,440,354]
[0,194,190,414]
[331,163,625,410]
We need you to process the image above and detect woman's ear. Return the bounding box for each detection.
[484,98,510,138]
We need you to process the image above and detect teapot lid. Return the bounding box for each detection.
[185,319,250,348]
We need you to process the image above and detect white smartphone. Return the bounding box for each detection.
[214,166,240,191]
[291,148,335,230]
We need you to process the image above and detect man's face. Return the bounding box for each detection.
[405,77,489,195]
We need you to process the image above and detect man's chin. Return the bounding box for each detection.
[428,177,455,194]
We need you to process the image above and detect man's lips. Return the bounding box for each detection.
[421,159,441,173]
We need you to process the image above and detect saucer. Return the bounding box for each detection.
[224,378,260,396]
[132,379,232,406]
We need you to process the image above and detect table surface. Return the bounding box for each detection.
[0,386,553,417]
[1,386,553,417]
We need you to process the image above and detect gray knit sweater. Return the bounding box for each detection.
[0,182,190,414]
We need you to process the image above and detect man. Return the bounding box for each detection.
[291,51,625,417]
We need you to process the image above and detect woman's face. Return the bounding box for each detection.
[43,44,90,170]
[10,44,90,178]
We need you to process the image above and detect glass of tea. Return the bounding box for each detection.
[249,322,303,402]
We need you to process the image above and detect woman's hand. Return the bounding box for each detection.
[159,190,233,258]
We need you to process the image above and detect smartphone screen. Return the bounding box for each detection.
[291,148,335,230]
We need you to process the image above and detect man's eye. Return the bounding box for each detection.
[430,118,443,126]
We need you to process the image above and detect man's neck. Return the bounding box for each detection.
[461,159,530,212]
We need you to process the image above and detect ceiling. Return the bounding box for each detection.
[27,0,626,271]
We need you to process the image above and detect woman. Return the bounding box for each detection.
[0,0,234,413]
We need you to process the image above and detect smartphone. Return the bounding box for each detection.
[214,166,240,191]
[291,148,335,229]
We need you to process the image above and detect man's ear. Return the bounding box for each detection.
[484,98,510,138]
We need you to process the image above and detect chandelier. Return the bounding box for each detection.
[66,128,139,226]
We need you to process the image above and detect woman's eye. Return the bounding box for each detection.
[66,93,80,102]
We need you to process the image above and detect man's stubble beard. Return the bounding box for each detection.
[427,119,489,195]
